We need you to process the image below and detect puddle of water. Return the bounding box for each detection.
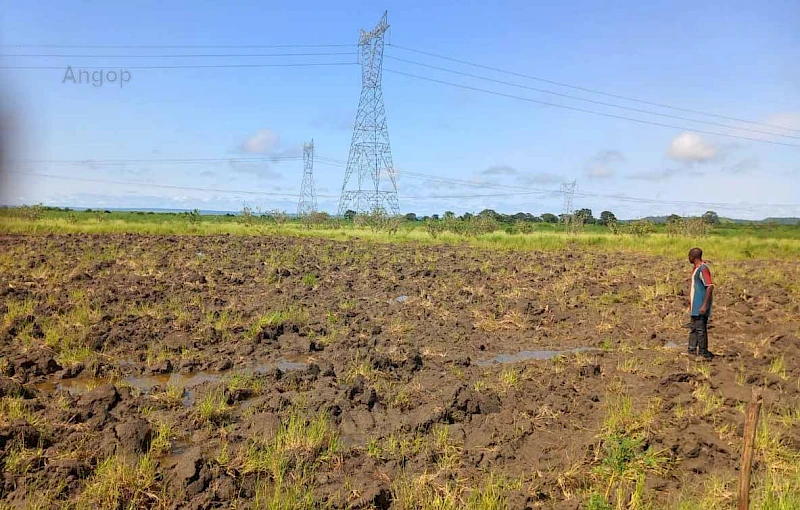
[160,434,192,466]
[275,359,309,372]
[663,341,682,350]
[476,347,599,367]
[394,295,409,303]
[35,357,310,396]
[258,355,311,373]
[34,372,219,396]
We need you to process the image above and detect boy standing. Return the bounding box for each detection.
[688,247,714,359]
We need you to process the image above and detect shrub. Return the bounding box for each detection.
[424,218,445,238]
[18,204,44,221]
[625,220,655,237]
[666,217,712,237]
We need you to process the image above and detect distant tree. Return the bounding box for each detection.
[404,213,418,222]
[478,209,499,219]
[666,214,682,224]
[702,210,720,225]
[575,208,595,224]
[443,211,455,220]
[598,211,617,226]
[344,209,357,221]
[431,214,439,220]
[460,212,473,221]
[541,213,558,224]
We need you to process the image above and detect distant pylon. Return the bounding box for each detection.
[297,140,316,216]
[561,180,577,220]
[337,11,400,217]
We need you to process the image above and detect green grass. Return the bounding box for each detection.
[392,472,509,510]
[1,297,36,327]
[301,273,318,287]
[194,389,231,425]
[587,393,670,509]
[147,420,175,457]
[0,396,37,426]
[75,454,162,510]
[3,209,800,260]
[2,441,45,476]
[248,307,310,337]
[237,406,340,477]
[226,372,265,394]
[234,406,340,508]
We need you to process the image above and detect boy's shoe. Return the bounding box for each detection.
[698,350,715,359]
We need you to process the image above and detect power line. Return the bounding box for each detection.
[1,51,356,58]
[6,170,337,198]
[388,43,800,134]
[1,62,357,70]
[5,43,352,49]
[389,169,800,211]
[383,69,800,149]
[385,55,800,140]
[6,40,794,135]
[9,154,800,210]
[9,169,798,213]
[12,156,304,165]
[323,159,800,210]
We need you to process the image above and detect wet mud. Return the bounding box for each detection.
[1,234,798,508]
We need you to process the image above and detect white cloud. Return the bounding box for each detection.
[666,132,717,163]
[240,129,280,154]
[586,150,626,179]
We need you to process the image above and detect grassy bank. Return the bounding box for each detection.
[2,210,800,261]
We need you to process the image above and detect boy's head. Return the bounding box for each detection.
[688,247,703,264]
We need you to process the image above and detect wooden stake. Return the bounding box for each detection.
[738,391,763,510]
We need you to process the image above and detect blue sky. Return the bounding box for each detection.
[1,0,799,219]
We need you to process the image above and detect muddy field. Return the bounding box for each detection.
[1,234,799,509]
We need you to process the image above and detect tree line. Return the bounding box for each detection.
[353,209,721,226]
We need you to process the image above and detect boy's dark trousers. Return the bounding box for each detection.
[688,315,709,354]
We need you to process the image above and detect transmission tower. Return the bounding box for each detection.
[297,140,316,216]
[561,180,577,220]
[337,11,400,217]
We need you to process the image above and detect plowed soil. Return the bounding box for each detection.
[1,234,799,509]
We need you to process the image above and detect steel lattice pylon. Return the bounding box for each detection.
[561,180,577,219]
[297,140,316,216]
[337,11,400,217]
